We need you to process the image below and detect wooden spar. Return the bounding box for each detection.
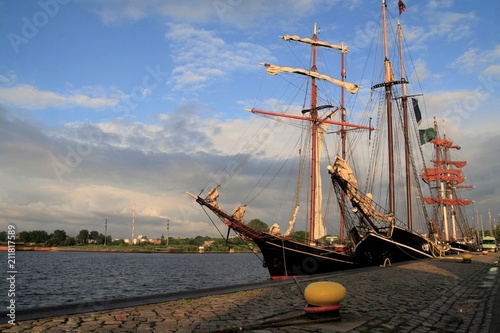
[398,20,412,231]
[247,109,374,131]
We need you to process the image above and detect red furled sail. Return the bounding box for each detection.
[430,138,461,150]
[433,160,467,168]
[422,197,472,206]
[421,168,465,184]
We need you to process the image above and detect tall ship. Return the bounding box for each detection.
[420,118,475,252]
[326,0,443,265]
[188,0,443,278]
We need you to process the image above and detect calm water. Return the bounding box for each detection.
[1,251,269,310]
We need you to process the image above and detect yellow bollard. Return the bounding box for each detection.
[462,253,472,263]
[304,281,346,318]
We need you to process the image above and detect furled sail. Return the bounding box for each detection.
[422,197,473,206]
[312,117,331,241]
[430,139,461,149]
[281,35,349,53]
[328,155,394,224]
[433,160,467,168]
[421,168,465,184]
[260,63,359,94]
[284,205,300,237]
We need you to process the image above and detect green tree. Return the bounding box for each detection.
[47,229,67,246]
[63,237,76,246]
[18,231,30,243]
[0,231,7,242]
[89,230,100,243]
[33,230,50,243]
[77,229,89,244]
[112,238,127,246]
[247,219,269,232]
[19,230,49,244]
[95,233,104,245]
[289,230,309,242]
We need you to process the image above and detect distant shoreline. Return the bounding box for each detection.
[0,245,253,254]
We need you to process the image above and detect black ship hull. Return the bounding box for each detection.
[189,193,359,279]
[354,226,436,266]
[252,234,359,279]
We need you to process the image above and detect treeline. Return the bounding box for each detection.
[0,229,112,247]
[0,219,314,250]
[0,219,273,247]
[0,229,256,252]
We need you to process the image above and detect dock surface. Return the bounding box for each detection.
[1,252,499,332]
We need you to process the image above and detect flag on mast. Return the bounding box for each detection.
[398,0,406,15]
[419,128,436,145]
[412,98,422,125]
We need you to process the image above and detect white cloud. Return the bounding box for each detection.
[427,11,476,41]
[452,44,500,73]
[165,23,275,92]
[427,0,454,10]
[484,64,500,78]
[87,0,219,25]
[0,70,16,85]
[84,0,345,28]
[0,84,119,110]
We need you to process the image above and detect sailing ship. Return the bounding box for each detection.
[420,118,475,252]
[188,0,443,278]
[187,21,369,279]
[326,0,442,265]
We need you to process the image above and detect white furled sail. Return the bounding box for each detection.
[313,116,332,241]
[281,35,348,53]
[260,63,359,94]
[284,205,300,237]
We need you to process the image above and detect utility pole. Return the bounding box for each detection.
[167,219,170,246]
[489,209,493,236]
[132,203,135,244]
[104,218,108,246]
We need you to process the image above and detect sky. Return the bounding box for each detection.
[0,0,499,241]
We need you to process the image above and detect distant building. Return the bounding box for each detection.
[325,236,339,244]
[136,235,149,244]
[149,239,162,245]
[203,240,215,247]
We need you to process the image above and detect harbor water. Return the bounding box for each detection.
[1,251,269,310]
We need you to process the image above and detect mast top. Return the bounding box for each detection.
[313,22,317,35]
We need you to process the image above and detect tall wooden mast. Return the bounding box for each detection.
[339,43,349,243]
[382,0,395,214]
[398,19,412,230]
[250,24,371,244]
[309,23,319,244]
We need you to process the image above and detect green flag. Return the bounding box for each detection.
[419,128,436,145]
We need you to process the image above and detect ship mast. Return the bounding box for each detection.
[382,0,395,214]
[421,117,473,242]
[442,129,456,240]
[397,19,412,230]
[339,44,347,243]
[435,119,449,240]
[309,23,320,244]
[250,24,372,245]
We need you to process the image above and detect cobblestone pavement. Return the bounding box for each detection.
[1,252,499,333]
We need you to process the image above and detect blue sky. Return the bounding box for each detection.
[1,0,499,240]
